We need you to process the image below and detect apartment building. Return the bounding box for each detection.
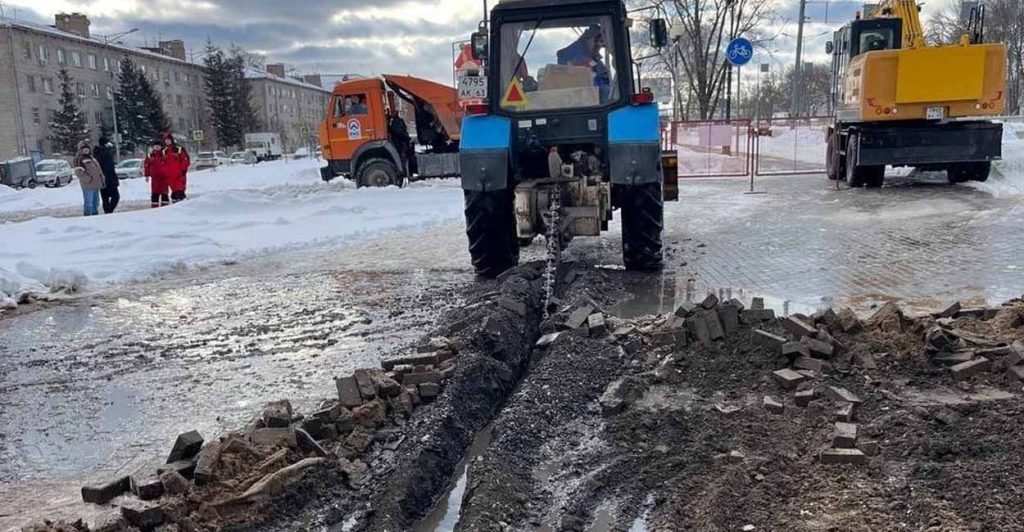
[0,13,212,159]
[247,64,330,152]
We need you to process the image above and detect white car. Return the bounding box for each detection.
[33,159,74,187]
[194,151,231,170]
[115,158,144,179]
[229,151,257,165]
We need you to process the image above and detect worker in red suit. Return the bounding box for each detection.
[162,132,191,203]
[144,142,169,208]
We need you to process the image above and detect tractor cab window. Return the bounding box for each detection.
[335,94,369,117]
[858,28,895,54]
[499,15,619,112]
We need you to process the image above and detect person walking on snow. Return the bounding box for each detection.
[94,136,120,214]
[145,142,169,208]
[162,133,190,203]
[73,140,105,216]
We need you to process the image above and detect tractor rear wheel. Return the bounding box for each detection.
[357,158,399,188]
[618,182,664,271]
[464,188,519,278]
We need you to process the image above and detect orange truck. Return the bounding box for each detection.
[319,75,464,187]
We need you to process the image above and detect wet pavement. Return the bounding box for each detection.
[571,173,1024,317]
[2,172,1023,529]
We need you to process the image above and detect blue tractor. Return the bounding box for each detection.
[459,0,677,277]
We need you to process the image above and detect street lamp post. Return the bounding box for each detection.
[110,93,121,161]
[102,28,138,45]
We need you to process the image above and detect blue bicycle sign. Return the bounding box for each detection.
[726,37,753,66]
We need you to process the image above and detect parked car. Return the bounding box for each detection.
[115,158,144,179]
[34,159,74,187]
[291,147,310,160]
[194,151,231,170]
[229,151,258,165]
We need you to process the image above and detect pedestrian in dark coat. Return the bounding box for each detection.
[94,136,120,214]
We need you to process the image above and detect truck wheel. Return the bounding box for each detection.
[826,130,843,181]
[971,162,991,182]
[618,182,664,271]
[465,188,519,278]
[863,166,885,188]
[26,179,37,189]
[357,158,398,188]
[947,164,971,184]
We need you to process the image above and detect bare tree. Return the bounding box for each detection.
[638,0,778,120]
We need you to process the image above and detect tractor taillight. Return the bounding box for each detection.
[631,90,654,105]
[466,103,489,116]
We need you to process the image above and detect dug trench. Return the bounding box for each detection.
[23,260,1024,531]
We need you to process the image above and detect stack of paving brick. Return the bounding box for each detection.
[644,293,754,348]
[924,301,1024,383]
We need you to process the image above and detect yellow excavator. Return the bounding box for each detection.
[825,0,1006,187]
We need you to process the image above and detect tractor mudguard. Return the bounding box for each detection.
[607,104,662,185]
[460,115,512,192]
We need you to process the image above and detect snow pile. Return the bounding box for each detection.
[0,159,326,214]
[0,178,465,311]
[971,119,1024,197]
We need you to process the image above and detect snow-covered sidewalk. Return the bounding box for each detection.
[0,161,465,311]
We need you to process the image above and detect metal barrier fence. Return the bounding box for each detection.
[669,120,752,178]
[752,117,831,176]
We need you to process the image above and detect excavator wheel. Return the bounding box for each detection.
[357,158,399,188]
[618,182,664,272]
[826,130,844,181]
[844,135,884,188]
[464,188,519,278]
[949,162,991,183]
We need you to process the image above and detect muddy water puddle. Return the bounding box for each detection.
[415,424,495,531]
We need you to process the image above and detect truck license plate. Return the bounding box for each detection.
[926,106,945,120]
[458,75,487,100]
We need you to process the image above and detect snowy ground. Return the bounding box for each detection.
[0,160,465,312]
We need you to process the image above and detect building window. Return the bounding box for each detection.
[23,41,32,60]
[91,83,100,98]
[117,60,122,73]
[106,86,113,100]
[139,65,146,74]
[164,70,170,81]
[43,78,53,94]
[27,75,36,92]
[71,51,82,67]
[76,82,86,98]
[87,54,97,70]
[103,57,110,72]
[95,112,104,126]
[176,94,183,106]
[38,45,48,63]
[184,73,190,84]
[32,108,40,125]
[57,48,66,65]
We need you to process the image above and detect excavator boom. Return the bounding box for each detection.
[867,0,925,48]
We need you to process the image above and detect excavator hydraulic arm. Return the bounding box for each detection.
[868,0,925,49]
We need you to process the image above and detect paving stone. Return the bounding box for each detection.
[262,400,293,428]
[956,307,987,319]
[565,304,594,329]
[751,297,765,310]
[794,389,816,407]
[402,371,443,386]
[335,376,364,408]
[782,316,817,338]
[611,326,636,339]
[166,430,204,464]
[674,302,699,317]
[295,428,330,458]
[416,337,451,354]
[653,330,688,347]
[587,313,608,337]
[800,336,835,359]
[375,375,402,398]
[772,368,807,390]
[249,427,297,448]
[935,301,962,318]
[701,293,719,310]
[351,400,387,429]
[763,395,784,414]
[975,345,1013,358]
[825,386,862,404]
[192,442,223,486]
[794,355,826,373]
[833,422,858,448]
[130,474,164,501]
[159,470,190,496]
[381,354,438,371]
[858,440,881,456]
[836,308,863,333]
[950,357,991,381]
[925,327,958,353]
[1006,365,1024,381]
[836,402,855,422]
[157,460,196,480]
[81,476,130,504]
[498,296,527,316]
[704,311,725,341]
[754,330,787,354]
[741,309,776,323]
[718,304,740,335]
[811,307,837,327]
[120,501,166,529]
[933,351,975,366]
[820,448,867,465]
[353,369,378,400]
[418,382,442,399]
[687,311,711,345]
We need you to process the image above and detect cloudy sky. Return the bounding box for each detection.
[2,0,951,85]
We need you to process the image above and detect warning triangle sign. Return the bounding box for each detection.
[501,77,528,108]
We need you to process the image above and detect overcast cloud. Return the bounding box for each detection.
[2,0,952,86]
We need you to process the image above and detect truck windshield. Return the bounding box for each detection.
[246,142,264,149]
[499,15,618,112]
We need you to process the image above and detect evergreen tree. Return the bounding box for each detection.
[228,47,260,137]
[204,41,238,148]
[48,68,89,155]
[115,57,167,152]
